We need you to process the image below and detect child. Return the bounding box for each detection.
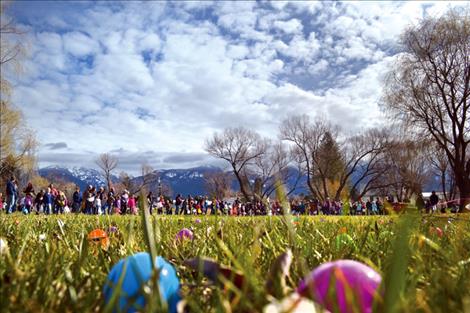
[24,193,33,214]
[113,197,121,215]
[34,190,44,214]
[94,196,102,215]
[128,195,137,215]
[85,187,95,215]
[43,188,53,215]
[371,200,378,215]
[56,192,67,214]
[121,191,129,214]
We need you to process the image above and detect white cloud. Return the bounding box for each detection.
[7,1,466,173]
[308,59,329,74]
[63,31,100,57]
[273,18,303,34]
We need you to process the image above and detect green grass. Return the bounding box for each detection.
[0,214,469,313]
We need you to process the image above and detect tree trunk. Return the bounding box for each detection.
[456,177,470,212]
[306,177,316,199]
[322,177,329,200]
[232,166,251,202]
[440,170,448,201]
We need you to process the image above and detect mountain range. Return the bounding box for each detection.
[38,166,234,196]
[38,165,308,197]
[38,165,441,197]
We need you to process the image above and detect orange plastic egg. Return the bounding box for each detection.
[88,229,110,250]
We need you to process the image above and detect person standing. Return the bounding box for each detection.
[120,190,129,214]
[107,187,115,214]
[366,199,372,215]
[94,187,104,215]
[5,176,17,214]
[416,194,425,213]
[43,187,53,215]
[34,190,44,214]
[429,191,439,213]
[128,194,137,215]
[24,192,33,214]
[72,187,82,213]
[56,191,67,214]
[147,192,154,214]
[83,185,95,214]
[175,194,182,215]
[23,182,35,195]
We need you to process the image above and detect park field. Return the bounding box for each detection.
[1,214,469,313]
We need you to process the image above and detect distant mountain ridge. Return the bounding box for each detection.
[38,164,441,197]
[38,166,116,190]
[38,165,307,197]
[38,165,228,196]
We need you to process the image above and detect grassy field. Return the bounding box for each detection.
[0,213,469,313]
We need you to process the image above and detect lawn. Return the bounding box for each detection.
[0,213,469,313]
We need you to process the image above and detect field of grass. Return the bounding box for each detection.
[1,213,469,313]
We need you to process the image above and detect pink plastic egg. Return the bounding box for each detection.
[298,260,382,313]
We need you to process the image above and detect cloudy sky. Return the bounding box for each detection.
[5,1,464,174]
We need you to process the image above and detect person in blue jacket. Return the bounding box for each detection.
[72,186,82,213]
[43,187,53,215]
[5,176,17,214]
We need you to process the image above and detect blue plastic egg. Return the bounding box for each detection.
[104,252,181,313]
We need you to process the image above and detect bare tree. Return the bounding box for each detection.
[335,128,391,200]
[0,2,36,189]
[252,141,302,199]
[118,171,134,194]
[95,153,118,191]
[383,9,470,209]
[373,139,431,202]
[140,163,158,192]
[427,144,457,201]
[1,2,25,96]
[205,170,232,199]
[205,127,267,201]
[279,115,330,199]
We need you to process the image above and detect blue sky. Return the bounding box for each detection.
[4,1,465,173]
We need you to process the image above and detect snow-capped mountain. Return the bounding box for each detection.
[38,166,114,190]
[38,165,308,197]
[133,166,225,196]
[37,165,224,195]
[38,163,442,198]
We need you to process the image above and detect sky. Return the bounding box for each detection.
[4,1,465,174]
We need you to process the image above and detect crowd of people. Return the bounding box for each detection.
[0,176,460,216]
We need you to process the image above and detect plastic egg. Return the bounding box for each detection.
[104,252,180,313]
[107,226,119,234]
[264,292,318,313]
[88,229,110,249]
[175,228,193,241]
[298,260,382,313]
[430,226,443,238]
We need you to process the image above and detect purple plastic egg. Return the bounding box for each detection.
[107,226,118,233]
[195,219,202,224]
[298,260,382,313]
[176,228,193,241]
